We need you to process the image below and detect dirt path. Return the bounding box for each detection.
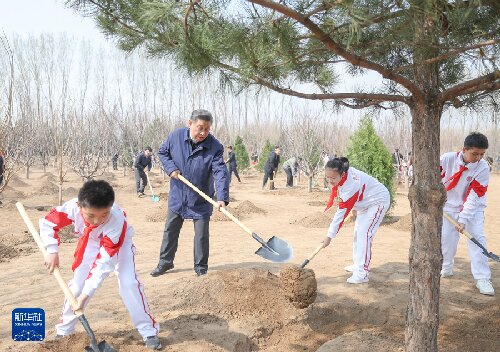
[0,167,498,351]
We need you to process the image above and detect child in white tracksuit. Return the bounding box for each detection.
[322,158,390,284]
[440,132,494,296]
[39,180,161,349]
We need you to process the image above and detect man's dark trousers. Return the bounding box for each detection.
[158,209,210,273]
[229,165,241,184]
[135,168,147,193]
[284,166,293,187]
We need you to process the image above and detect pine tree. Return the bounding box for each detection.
[346,117,395,207]
[233,135,250,170]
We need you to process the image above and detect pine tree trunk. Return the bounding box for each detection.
[405,100,446,352]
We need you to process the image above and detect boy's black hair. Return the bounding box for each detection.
[464,132,488,150]
[145,146,153,152]
[78,180,115,209]
[325,157,350,174]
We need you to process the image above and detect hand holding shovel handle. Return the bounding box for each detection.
[443,212,499,262]
[15,202,115,352]
[300,212,354,269]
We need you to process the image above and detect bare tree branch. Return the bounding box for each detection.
[440,70,500,103]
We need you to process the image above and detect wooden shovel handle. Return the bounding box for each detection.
[178,174,253,236]
[307,244,324,262]
[443,212,474,240]
[16,202,83,315]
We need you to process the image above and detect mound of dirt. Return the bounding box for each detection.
[0,231,35,263]
[37,172,56,180]
[211,205,237,221]
[2,185,25,198]
[34,180,59,195]
[279,266,317,309]
[294,211,332,228]
[235,200,266,216]
[165,269,301,322]
[211,201,266,222]
[8,176,30,187]
[307,200,326,207]
[63,187,80,197]
[146,207,167,222]
[390,213,412,231]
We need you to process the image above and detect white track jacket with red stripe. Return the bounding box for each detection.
[440,151,489,224]
[39,198,131,297]
[327,167,389,238]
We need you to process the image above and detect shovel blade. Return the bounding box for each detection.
[151,195,160,203]
[255,236,293,263]
[85,340,116,352]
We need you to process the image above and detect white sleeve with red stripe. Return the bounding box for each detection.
[81,211,129,297]
[39,200,76,254]
[326,179,359,238]
[458,163,489,224]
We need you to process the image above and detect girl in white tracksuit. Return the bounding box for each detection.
[39,180,161,349]
[440,132,494,296]
[322,158,390,284]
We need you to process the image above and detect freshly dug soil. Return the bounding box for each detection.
[279,265,317,309]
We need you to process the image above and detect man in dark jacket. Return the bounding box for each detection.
[151,109,229,277]
[134,147,153,197]
[225,145,241,184]
[262,146,281,190]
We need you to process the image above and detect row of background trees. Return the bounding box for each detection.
[2,34,498,186]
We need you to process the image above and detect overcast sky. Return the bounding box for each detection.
[1,0,107,43]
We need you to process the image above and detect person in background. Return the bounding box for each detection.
[225,145,241,184]
[262,146,281,190]
[134,147,153,197]
[282,156,301,188]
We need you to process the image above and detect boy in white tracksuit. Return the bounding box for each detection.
[40,180,162,349]
[322,158,390,284]
[440,132,494,296]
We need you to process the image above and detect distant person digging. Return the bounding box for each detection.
[225,145,241,184]
[282,156,301,188]
[134,147,153,197]
[262,146,281,190]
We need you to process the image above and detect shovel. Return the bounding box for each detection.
[178,174,293,263]
[299,212,354,269]
[15,202,116,352]
[443,212,500,262]
[146,173,160,203]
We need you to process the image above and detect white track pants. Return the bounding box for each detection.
[56,239,159,339]
[352,202,389,279]
[441,211,491,280]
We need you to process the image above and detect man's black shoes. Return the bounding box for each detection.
[150,263,174,277]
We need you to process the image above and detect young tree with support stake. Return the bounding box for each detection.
[67,1,499,350]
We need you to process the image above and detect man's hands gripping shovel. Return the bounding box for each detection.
[177,174,293,263]
[16,202,116,352]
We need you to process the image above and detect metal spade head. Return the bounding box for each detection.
[255,236,293,263]
[84,341,116,352]
[151,195,160,203]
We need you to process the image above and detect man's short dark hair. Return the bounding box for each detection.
[190,109,213,123]
[228,145,233,150]
[145,146,153,152]
[78,180,115,209]
[274,145,280,149]
[464,132,488,150]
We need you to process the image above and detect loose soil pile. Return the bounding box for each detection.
[279,265,317,309]
[34,181,59,196]
[8,176,30,187]
[30,332,144,352]
[0,231,35,262]
[390,213,412,232]
[211,201,266,222]
[165,268,301,324]
[307,200,326,207]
